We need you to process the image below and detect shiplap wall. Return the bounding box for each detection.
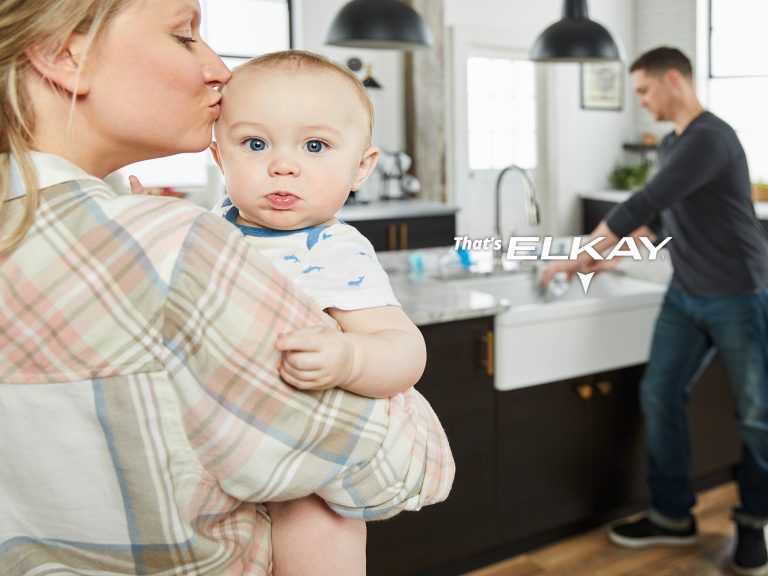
[631,0,698,139]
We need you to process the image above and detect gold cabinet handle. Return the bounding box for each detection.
[595,380,613,395]
[399,223,408,250]
[387,223,397,251]
[575,383,593,400]
[480,330,494,377]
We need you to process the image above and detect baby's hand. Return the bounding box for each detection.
[276,326,355,391]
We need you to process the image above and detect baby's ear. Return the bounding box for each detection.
[209,141,223,170]
[351,147,379,191]
[26,32,91,95]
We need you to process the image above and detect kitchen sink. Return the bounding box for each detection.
[443,272,667,390]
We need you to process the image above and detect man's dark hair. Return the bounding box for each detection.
[629,47,693,78]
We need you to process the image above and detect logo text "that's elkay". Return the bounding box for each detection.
[453,236,672,261]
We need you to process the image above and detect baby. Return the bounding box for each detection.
[210,50,427,575]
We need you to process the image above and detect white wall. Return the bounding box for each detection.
[294,1,706,236]
[631,0,698,140]
[293,0,405,153]
[445,0,635,235]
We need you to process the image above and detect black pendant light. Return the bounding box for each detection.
[326,0,433,50]
[531,0,624,62]
[362,65,383,89]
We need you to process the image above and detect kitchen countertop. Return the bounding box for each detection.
[378,248,509,326]
[380,245,673,327]
[389,273,509,326]
[337,199,458,222]
[580,189,768,219]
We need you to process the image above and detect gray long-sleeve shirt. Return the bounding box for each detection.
[606,111,768,297]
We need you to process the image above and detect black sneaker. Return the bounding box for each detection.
[607,514,698,548]
[732,523,768,576]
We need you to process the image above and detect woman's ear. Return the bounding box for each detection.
[351,147,379,191]
[25,33,91,95]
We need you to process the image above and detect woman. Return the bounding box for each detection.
[0,1,454,574]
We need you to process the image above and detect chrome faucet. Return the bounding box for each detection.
[494,165,541,270]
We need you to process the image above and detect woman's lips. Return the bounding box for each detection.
[266,192,299,209]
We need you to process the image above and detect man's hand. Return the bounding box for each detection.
[539,260,581,287]
[582,258,622,274]
[276,326,355,391]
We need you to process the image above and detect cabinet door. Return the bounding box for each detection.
[366,317,497,576]
[402,215,457,250]
[495,366,647,542]
[495,357,741,547]
[581,199,619,235]
[350,215,456,252]
[349,219,390,251]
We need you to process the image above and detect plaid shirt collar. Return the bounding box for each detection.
[6,151,102,201]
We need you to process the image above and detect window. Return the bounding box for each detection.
[710,0,768,78]
[466,57,537,170]
[708,0,768,180]
[114,0,292,196]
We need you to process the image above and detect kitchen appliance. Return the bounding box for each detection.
[376,150,421,200]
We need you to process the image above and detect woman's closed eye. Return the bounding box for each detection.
[303,139,327,154]
[244,138,267,152]
[172,33,197,48]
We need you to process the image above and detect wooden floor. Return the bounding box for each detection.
[465,482,754,576]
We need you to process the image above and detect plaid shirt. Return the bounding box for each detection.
[0,153,454,575]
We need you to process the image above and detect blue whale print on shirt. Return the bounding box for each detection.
[348,275,365,287]
[302,265,324,274]
[283,255,301,264]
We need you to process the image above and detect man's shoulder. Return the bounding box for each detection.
[690,111,735,136]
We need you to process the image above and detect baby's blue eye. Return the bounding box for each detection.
[304,140,326,153]
[245,138,266,151]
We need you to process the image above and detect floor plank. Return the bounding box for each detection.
[464,483,750,576]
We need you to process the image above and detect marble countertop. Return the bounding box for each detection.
[380,245,673,327]
[379,248,509,326]
[579,190,633,203]
[337,199,458,222]
[389,273,509,326]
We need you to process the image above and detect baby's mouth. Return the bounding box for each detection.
[266,192,299,209]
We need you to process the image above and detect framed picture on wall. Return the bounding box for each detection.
[581,62,623,111]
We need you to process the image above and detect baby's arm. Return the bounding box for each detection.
[275,305,426,398]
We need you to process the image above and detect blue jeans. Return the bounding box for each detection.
[641,285,768,526]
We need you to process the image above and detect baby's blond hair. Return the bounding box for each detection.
[234,50,374,147]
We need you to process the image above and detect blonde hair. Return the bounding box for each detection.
[0,0,127,254]
[234,50,375,147]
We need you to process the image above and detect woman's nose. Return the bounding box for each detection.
[200,41,232,86]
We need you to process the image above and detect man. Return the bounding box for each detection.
[543,46,768,575]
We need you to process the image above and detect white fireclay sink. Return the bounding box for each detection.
[446,272,666,390]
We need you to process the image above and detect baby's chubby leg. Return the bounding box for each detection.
[268,495,366,576]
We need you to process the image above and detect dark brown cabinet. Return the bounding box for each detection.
[495,366,648,544]
[366,317,496,576]
[366,316,741,575]
[349,214,456,251]
[495,356,740,548]
[582,198,622,234]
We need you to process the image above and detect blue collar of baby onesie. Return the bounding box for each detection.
[223,204,333,250]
